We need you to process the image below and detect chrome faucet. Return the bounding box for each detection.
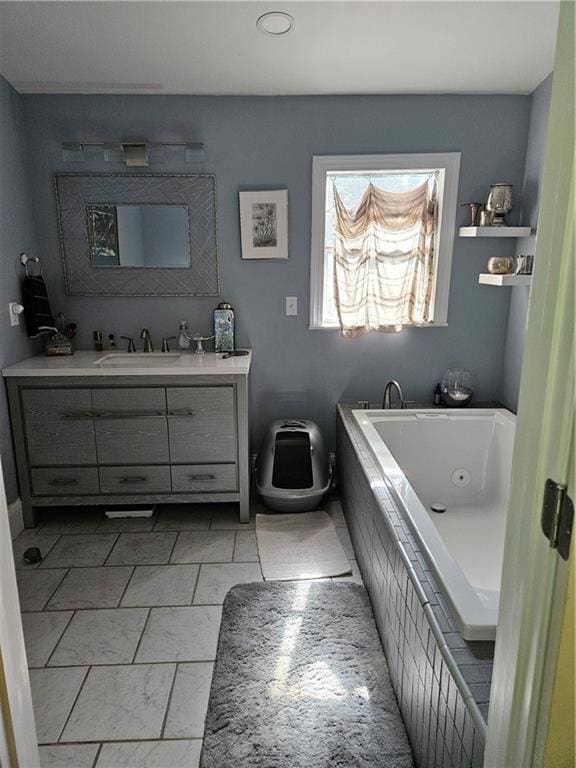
[140,328,154,353]
[382,380,405,409]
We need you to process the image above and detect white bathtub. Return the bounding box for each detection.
[352,408,515,641]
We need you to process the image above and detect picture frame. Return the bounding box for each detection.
[239,189,289,260]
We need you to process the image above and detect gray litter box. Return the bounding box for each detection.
[255,420,331,512]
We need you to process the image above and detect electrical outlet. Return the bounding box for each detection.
[9,302,24,327]
[286,296,298,316]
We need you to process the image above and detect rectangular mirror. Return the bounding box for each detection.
[55,173,219,296]
[87,205,190,268]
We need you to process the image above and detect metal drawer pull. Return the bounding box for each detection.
[187,474,216,481]
[119,476,148,484]
[49,477,79,486]
[168,409,195,417]
[95,411,165,419]
[62,411,93,419]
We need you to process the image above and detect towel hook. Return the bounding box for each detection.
[20,252,41,278]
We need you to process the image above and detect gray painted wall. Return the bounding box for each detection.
[20,93,531,455]
[0,75,40,502]
[500,75,553,411]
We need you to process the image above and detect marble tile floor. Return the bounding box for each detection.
[14,500,362,768]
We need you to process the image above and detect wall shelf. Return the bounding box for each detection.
[478,273,532,287]
[459,226,532,238]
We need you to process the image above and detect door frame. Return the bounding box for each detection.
[484,3,575,765]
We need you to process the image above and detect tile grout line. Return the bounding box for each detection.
[55,665,91,744]
[43,609,77,669]
[40,567,70,611]
[189,563,202,606]
[116,566,137,608]
[166,530,181,565]
[130,607,152,665]
[91,742,103,768]
[159,663,180,740]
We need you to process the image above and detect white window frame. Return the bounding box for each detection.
[309,152,461,330]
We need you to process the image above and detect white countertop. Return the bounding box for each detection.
[2,350,252,377]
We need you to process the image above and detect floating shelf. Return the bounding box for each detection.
[459,226,532,238]
[478,273,532,287]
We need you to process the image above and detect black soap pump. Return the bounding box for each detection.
[433,383,442,406]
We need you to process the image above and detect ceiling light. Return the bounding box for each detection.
[256,11,295,36]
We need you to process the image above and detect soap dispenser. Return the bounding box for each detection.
[178,320,191,350]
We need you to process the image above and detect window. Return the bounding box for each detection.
[309,153,460,332]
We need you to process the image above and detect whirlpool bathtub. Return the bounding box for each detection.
[352,408,515,640]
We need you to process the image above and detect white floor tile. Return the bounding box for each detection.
[325,499,347,527]
[121,564,199,607]
[164,663,213,739]
[193,562,262,605]
[154,505,213,531]
[336,526,355,559]
[40,510,102,535]
[96,739,201,768]
[29,666,88,743]
[135,606,222,663]
[48,608,148,666]
[22,611,73,667]
[61,664,175,742]
[233,530,259,562]
[170,531,235,564]
[39,743,100,768]
[332,559,364,585]
[96,516,156,533]
[41,534,118,568]
[106,532,176,566]
[17,569,68,611]
[47,567,133,610]
[210,505,254,530]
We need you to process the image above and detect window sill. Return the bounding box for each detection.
[308,322,449,331]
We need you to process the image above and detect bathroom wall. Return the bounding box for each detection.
[21,93,531,449]
[0,75,39,505]
[500,75,553,411]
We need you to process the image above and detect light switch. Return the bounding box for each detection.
[9,302,24,327]
[285,296,298,316]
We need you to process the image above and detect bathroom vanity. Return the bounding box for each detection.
[2,351,251,527]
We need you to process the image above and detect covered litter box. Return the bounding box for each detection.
[255,420,331,512]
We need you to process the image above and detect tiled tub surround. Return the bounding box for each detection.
[337,405,494,768]
[13,501,361,767]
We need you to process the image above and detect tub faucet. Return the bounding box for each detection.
[140,328,154,353]
[382,380,405,409]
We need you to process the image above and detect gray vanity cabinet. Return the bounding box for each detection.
[167,387,236,463]
[22,389,97,466]
[6,370,250,528]
[93,388,170,465]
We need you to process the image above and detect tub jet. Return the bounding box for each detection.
[431,503,447,513]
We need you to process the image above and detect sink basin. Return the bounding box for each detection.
[93,353,182,367]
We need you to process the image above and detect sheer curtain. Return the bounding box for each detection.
[333,177,438,336]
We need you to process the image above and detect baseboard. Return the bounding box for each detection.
[7,498,24,539]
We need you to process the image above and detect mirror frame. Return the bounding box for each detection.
[55,173,219,296]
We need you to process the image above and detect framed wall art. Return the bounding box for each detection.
[239,189,288,260]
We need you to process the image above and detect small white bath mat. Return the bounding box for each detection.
[256,511,352,581]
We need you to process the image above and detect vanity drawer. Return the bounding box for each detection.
[171,464,238,492]
[22,389,97,466]
[92,388,166,417]
[99,465,171,494]
[167,387,236,463]
[31,467,100,496]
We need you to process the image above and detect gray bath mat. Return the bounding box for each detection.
[200,582,414,768]
[256,511,352,580]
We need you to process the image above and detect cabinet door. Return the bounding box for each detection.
[92,388,169,465]
[22,389,97,466]
[167,387,236,463]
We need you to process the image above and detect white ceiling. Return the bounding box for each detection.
[0,1,559,96]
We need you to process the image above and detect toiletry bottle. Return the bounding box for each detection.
[108,333,117,350]
[433,383,442,406]
[214,301,235,353]
[93,330,104,352]
[178,320,191,350]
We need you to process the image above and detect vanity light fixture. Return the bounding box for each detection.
[256,11,295,36]
[62,139,205,165]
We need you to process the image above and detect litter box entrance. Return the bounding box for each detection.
[272,431,313,489]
